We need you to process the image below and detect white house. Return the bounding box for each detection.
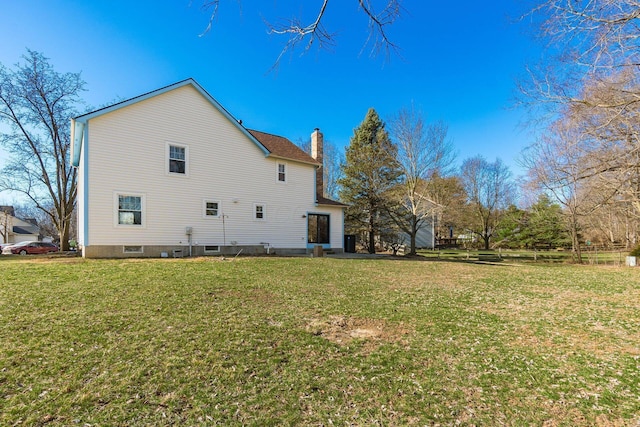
[0,206,40,244]
[71,79,345,258]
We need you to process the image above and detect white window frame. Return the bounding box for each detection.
[114,192,146,228]
[204,245,220,253]
[123,245,144,254]
[203,200,221,219]
[276,161,287,183]
[166,142,189,177]
[253,203,266,221]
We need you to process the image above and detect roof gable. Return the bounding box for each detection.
[0,206,16,216]
[72,78,323,168]
[248,130,319,165]
[72,78,270,166]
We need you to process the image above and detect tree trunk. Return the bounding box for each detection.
[59,223,70,251]
[483,226,491,250]
[569,216,582,264]
[409,215,417,255]
[368,213,376,254]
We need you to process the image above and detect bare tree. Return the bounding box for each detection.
[0,50,84,250]
[530,0,640,72]
[522,2,640,175]
[521,116,620,262]
[580,186,638,248]
[573,73,640,221]
[426,174,467,248]
[522,1,640,251]
[547,73,640,248]
[460,156,515,250]
[322,141,345,200]
[297,137,344,201]
[0,206,13,244]
[387,105,456,254]
[199,0,403,67]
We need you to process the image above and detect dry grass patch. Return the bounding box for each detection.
[305,315,412,347]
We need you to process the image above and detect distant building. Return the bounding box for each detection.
[0,206,40,244]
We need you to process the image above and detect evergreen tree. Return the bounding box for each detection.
[494,205,529,248]
[527,194,570,249]
[494,196,569,249]
[339,108,402,253]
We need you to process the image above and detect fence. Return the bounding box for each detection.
[419,247,635,266]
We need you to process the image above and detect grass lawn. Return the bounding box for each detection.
[0,256,638,426]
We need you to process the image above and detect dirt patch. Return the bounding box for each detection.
[305,315,412,347]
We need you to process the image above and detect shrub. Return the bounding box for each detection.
[629,244,640,257]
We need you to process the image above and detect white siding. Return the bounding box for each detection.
[399,223,435,249]
[317,205,344,250]
[81,85,341,250]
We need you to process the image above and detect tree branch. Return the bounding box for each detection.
[198,1,403,70]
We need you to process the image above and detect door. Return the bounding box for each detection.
[308,214,330,248]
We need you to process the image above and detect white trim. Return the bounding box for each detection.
[114,192,146,228]
[166,141,189,177]
[276,161,287,184]
[307,212,331,244]
[203,199,221,219]
[203,245,220,253]
[253,203,267,221]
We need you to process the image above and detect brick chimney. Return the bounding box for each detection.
[311,128,324,199]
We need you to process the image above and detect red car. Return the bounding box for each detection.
[2,241,59,255]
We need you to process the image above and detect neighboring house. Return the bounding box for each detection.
[401,224,436,249]
[0,206,40,244]
[387,222,435,251]
[396,199,441,250]
[71,78,346,258]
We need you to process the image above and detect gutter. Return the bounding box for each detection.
[71,119,85,168]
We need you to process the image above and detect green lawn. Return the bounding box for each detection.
[1,256,638,426]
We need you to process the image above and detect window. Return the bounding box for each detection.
[123,245,143,254]
[203,200,220,218]
[254,203,266,221]
[118,195,142,225]
[277,162,286,183]
[308,214,330,244]
[167,143,187,175]
[204,245,220,253]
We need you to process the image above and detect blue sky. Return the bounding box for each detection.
[0,0,539,185]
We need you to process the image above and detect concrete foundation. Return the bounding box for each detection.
[80,244,331,258]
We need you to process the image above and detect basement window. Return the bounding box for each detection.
[204,245,220,253]
[123,245,143,254]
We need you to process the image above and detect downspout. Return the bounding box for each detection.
[71,119,85,167]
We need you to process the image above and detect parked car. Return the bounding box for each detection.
[2,241,59,255]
